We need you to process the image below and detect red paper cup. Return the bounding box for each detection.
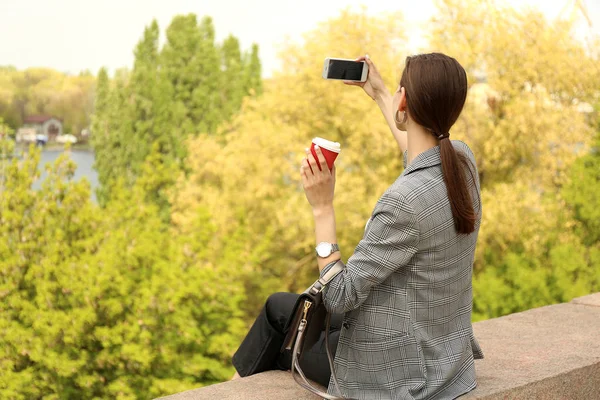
[309,137,341,171]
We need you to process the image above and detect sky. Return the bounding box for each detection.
[0,0,599,77]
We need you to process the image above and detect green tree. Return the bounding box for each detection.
[160,15,221,135]
[243,43,262,96]
[0,143,99,399]
[0,117,12,139]
[559,108,600,299]
[0,143,247,398]
[90,68,110,160]
[92,15,260,212]
[128,19,161,176]
[220,35,245,121]
[0,67,22,128]
[91,67,133,205]
[563,109,600,245]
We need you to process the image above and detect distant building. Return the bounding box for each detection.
[22,115,63,141]
[15,127,38,143]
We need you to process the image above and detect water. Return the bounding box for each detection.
[33,149,99,201]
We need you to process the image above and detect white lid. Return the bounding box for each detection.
[312,137,341,153]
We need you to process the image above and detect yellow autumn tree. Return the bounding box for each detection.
[428,0,600,318]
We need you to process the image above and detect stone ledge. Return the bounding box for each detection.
[159,370,324,400]
[158,293,600,400]
[460,292,600,399]
[571,292,600,307]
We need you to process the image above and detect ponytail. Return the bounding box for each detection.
[439,138,476,234]
[399,53,476,234]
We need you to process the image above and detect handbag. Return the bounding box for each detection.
[281,260,353,400]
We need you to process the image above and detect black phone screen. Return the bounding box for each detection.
[327,59,364,80]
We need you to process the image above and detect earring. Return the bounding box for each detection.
[395,110,407,124]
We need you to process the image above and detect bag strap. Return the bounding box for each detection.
[325,313,344,396]
[309,260,345,295]
[292,317,347,399]
[290,260,355,399]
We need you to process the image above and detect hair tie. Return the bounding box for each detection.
[426,128,450,140]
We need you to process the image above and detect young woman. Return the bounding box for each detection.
[232,52,484,400]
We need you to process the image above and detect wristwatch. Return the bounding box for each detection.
[315,242,340,258]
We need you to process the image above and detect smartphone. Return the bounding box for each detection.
[322,58,368,82]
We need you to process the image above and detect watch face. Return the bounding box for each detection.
[316,243,332,257]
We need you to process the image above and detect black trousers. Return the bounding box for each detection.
[232,292,343,387]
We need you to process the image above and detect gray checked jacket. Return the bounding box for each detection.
[320,140,484,400]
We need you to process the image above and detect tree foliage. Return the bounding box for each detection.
[0,142,245,398]
[427,0,600,319]
[0,67,95,136]
[91,15,263,211]
[174,3,600,321]
[1,4,599,399]
[171,9,408,313]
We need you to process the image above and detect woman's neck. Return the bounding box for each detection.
[406,121,439,165]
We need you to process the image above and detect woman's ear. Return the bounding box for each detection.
[399,87,407,112]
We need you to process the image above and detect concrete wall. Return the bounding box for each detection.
[158,293,600,400]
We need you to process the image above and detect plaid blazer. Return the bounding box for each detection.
[321,140,484,400]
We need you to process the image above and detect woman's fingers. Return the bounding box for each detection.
[305,157,314,175]
[306,149,320,172]
[366,59,380,77]
[301,146,334,193]
[305,147,329,173]
[300,163,309,185]
[356,55,381,80]
[350,55,377,75]
[313,146,330,172]
[331,164,336,183]
[301,149,314,175]
[354,55,376,70]
[343,80,363,86]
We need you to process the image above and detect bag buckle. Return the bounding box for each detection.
[309,282,323,295]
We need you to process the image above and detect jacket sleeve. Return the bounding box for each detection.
[320,190,419,314]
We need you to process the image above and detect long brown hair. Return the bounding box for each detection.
[400,53,476,234]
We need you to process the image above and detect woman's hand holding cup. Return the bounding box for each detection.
[301,138,340,211]
[344,55,389,101]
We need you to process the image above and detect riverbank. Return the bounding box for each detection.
[18,142,93,152]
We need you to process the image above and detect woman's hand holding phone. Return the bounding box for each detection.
[344,55,408,153]
[344,55,389,101]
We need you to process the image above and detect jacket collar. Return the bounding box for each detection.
[402,146,442,176]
